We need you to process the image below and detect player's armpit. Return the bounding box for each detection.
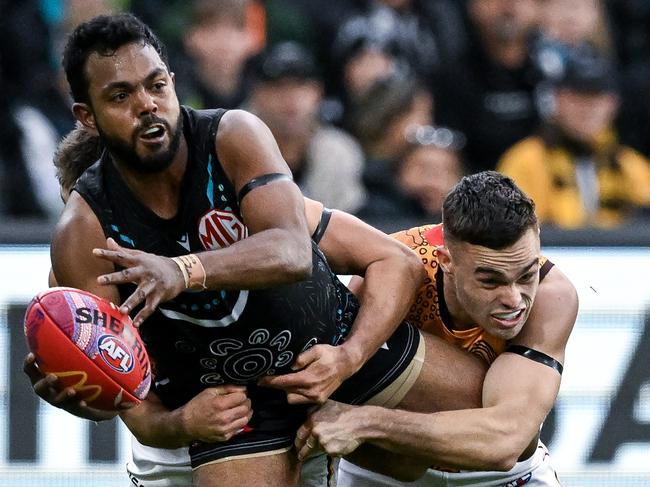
[51,192,120,304]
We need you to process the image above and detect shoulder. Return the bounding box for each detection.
[537,264,578,306]
[51,192,112,289]
[216,109,269,143]
[390,224,438,249]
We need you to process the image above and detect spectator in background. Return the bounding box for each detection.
[433,0,543,172]
[397,125,465,221]
[181,0,262,109]
[498,49,650,229]
[246,42,367,213]
[351,72,464,227]
[0,0,67,219]
[325,0,464,127]
[540,0,612,51]
[350,70,433,164]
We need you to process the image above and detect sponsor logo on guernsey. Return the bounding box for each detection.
[98,334,134,373]
[501,472,532,487]
[198,209,248,250]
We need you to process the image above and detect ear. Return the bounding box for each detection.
[72,103,99,136]
[437,246,454,275]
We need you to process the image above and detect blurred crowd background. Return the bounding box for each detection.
[1,0,650,242]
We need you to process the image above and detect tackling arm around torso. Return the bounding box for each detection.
[366,265,577,471]
[303,265,577,471]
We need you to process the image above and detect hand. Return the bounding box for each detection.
[258,344,357,404]
[93,238,186,326]
[295,400,363,460]
[180,386,253,443]
[23,353,120,421]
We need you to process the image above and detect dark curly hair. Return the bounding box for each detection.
[62,13,168,104]
[54,125,103,198]
[443,171,538,249]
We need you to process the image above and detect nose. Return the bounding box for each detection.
[499,283,522,309]
[135,86,157,116]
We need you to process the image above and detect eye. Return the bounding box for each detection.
[111,92,128,102]
[152,81,167,92]
[478,279,500,289]
[518,272,536,283]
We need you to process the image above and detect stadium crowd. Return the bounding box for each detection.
[1,0,649,234]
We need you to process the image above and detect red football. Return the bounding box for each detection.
[24,287,151,411]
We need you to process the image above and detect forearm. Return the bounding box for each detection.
[199,228,312,289]
[120,401,191,449]
[342,259,423,369]
[356,406,525,471]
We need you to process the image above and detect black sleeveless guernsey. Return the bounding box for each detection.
[75,106,419,465]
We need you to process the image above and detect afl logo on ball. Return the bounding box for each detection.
[98,335,134,373]
[199,209,248,250]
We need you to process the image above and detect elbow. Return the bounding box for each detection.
[280,234,312,280]
[397,245,427,290]
[483,451,519,472]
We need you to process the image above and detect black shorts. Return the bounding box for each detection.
[189,320,420,469]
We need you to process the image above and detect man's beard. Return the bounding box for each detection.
[98,112,184,174]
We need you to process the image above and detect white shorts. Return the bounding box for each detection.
[126,437,335,487]
[337,442,562,487]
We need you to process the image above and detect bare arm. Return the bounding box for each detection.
[302,267,578,470]
[314,203,425,372]
[199,110,312,288]
[96,110,313,323]
[258,199,425,403]
[120,386,252,449]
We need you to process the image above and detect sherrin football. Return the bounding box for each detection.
[24,287,151,411]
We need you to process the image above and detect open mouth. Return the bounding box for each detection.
[139,124,166,142]
[491,309,525,328]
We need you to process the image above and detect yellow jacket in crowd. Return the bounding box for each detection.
[497,130,650,228]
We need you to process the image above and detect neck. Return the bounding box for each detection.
[112,137,189,219]
[442,271,475,330]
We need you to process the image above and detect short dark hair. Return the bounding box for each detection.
[442,171,538,249]
[54,125,103,196]
[62,13,168,104]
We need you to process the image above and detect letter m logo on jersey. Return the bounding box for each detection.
[199,209,248,250]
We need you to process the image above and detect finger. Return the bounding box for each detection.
[106,237,122,251]
[32,374,58,398]
[52,386,78,404]
[97,265,143,286]
[298,436,319,461]
[212,385,247,395]
[119,285,148,317]
[286,392,315,405]
[93,247,139,268]
[130,278,163,324]
[295,424,311,450]
[23,353,45,383]
[216,393,251,410]
[291,348,319,371]
[258,371,309,390]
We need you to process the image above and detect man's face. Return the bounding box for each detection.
[251,78,322,139]
[443,228,541,340]
[554,89,618,143]
[470,0,541,42]
[80,42,182,173]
